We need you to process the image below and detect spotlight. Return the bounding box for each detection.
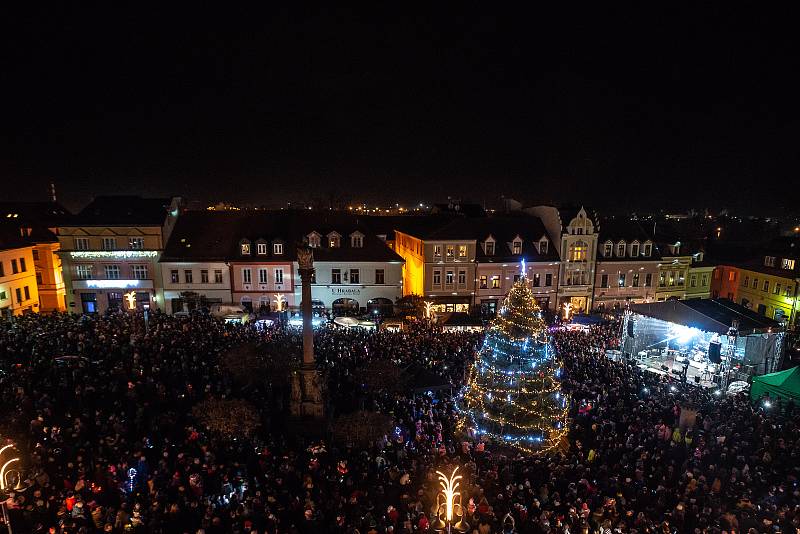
[670,385,677,392]
[714,389,722,396]
[763,400,772,408]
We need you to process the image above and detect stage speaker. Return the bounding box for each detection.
[694,375,700,384]
[627,320,635,338]
[708,341,722,364]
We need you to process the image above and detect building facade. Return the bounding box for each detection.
[711,265,740,302]
[0,227,39,317]
[528,206,599,314]
[59,196,180,314]
[593,220,659,310]
[733,239,800,325]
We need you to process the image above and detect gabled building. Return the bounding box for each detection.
[527,206,599,314]
[593,220,660,310]
[0,223,39,317]
[59,196,182,314]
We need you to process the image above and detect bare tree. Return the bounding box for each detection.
[192,398,261,440]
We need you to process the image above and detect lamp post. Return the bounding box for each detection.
[433,466,469,533]
[0,441,27,534]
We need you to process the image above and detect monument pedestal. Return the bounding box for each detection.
[290,364,325,419]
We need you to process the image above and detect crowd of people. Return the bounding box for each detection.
[0,310,798,533]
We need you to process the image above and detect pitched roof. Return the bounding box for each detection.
[161,211,243,262]
[69,196,172,226]
[0,201,72,226]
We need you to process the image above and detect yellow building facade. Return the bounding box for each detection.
[0,245,39,317]
[737,267,798,324]
[394,230,426,297]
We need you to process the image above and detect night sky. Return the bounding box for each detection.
[2,6,797,213]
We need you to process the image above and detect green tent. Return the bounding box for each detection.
[750,366,800,402]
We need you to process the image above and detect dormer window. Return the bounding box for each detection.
[308,232,321,248]
[539,239,548,255]
[764,256,776,267]
[630,241,640,257]
[256,242,268,255]
[240,241,251,255]
[273,243,284,255]
[616,241,626,257]
[603,241,613,258]
[485,240,495,255]
[512,239,522,255]
[328,233,341,248]
[643,242,652,257]
[350,232,364,248]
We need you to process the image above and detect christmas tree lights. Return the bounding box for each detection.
[459,268,569,454]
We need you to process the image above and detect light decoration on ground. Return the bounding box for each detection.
[433,466,469,532]
[458,268,570,454]
[424,301,435,319]
[123,291,137,310]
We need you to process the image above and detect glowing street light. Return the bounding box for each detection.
[433,466,469,533]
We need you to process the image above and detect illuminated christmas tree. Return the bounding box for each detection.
[460,265,569,454]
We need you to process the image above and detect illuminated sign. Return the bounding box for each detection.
[86,280,142,289]
[69,251,158,259]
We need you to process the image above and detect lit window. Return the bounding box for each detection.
[783,259,796,270]
[129,238,145,250]
[446,245,455,259]
[728,271,736,281]
[512,241,522,255]
[434,245,442,258]
[491,275,500,289]
[617,242,626,257]
[458,244,467,258]
[569,241,587,261]
[619,274,626,287]
[479,275,487,289]
[308,234,321,248]
[76,265,93,280]
[273,243,283,255]
[241,242,251,255]
[257,243,268,255]
[329,235,340,248]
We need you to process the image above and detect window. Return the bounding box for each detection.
[485,241,495,255]
[513,274,522,283]
[631,243,640,257]
[668,271,675,286]
[19,257,27,272]
[433,270,441,286]
[446,245,455,259]
[184,270,193,283]
[603,243,613,257]
[331,269,342,284]
[533,273,541,287]
[659,272,666,287]
[15,288,22,303]
[569,241,588,261]
[0,262,3,277]
[329,235,340,248]
[275,269,284,284]
[214,269,223,283]
[11,259,18,274]
[600,274,609,288]
[458,270,466,286]
[308,234,321,248]
[512,241,522,255]
[104,265,121,279]
[240,242,251,255]
[131,265,148,279]
[752,278,758,288]
[170,269,179,283]
[35,271,42,285]
[242,268,251,284]
[351,235,363,248]
[785,285,793,297]
[539,240,548,254]
[434,245,442,258]
[783,259,796,270]
[617,242,626,257]
[545,273,552,286]
[129,238,145,250]
[259,268,268,284]
[764,256,776,267]
[273,243,284,255]
[491,275,500,289]
[632,273,640,287]
[774,283,781,295]
[257,243,268,255]
[445,270,454,285]
[77,265,93,279]
[742,275,749,287]
[645,273,652,287]
[763,280,769,292]
[32,249,39,261]
[618,274,626,287]
[479,275,487,289]
[701,273,709,287]
[102,237,116,251]
[690,274,697,288]
[643,243,652,257]
[74,237,90,250]
[24,286,30,300]
[728,271,736,281]
[375,269,385,284]
[458,244,467,258]
[201,269,209,283]
[0,291,5,300]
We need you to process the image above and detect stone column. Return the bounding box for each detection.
[290,246,325,419]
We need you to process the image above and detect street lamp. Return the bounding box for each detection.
[0,441,27,534]
[432,466,469,533]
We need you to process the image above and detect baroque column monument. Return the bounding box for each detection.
[290,245,325,418]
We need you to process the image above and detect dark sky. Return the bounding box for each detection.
[2,6,797,213]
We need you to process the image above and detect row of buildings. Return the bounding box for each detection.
[3,197,757,321]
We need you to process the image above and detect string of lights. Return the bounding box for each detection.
[458,270,570,454]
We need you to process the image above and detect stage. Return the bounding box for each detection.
[635,350,718,388]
